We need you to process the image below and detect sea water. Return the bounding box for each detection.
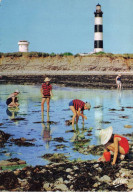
[0,84,133,166]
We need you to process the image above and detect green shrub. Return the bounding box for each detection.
[62,52,73,56]
[42,53,49,57]
[50,52,56,57]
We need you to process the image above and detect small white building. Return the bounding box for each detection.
[18,40,30,52]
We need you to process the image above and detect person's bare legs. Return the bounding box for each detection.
[76,112,79,124]
[69,106,77,126]
[41,98,46,122]
[106,142,125,154]
[46,98,50,121]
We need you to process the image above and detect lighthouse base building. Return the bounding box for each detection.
[18,40,29,52]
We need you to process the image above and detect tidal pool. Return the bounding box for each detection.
[0,84,133,166]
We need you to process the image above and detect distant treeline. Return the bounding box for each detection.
[0,51,133,59]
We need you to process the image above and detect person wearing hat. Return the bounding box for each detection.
[116,74,122,90]
[69,99,91,126]
[98,126,129,165]
[41,77,53,120]
[6,90,20,108]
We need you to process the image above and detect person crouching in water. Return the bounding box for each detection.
[98,126,129,165]
[41,77,53,121]
[6,89,20,108]
[69,99,91,127]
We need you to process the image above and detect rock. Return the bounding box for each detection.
[0,130,11,143]
[73,166,78,170]
[67,175,73,180]
[99,175,111,183]
[43,182,52,191]
[55,144,66,149]
[65,120,72,126]
[127,179,133,189]
[64,180,70,184]
[55,177,63,184]
[54,183,68,191]
[119,168,132,178]
[93,182,100,188]
[124,125,132,128]
[11,117,26,121]
[53,137,67,143]
[14,170,20,176]
[10,137,35,147]
[0,158,26,166]
[113,178,128,185]
[18,178,28,188]
[93,164,99,168]
[66,168,72,173]
[42,153,69,163]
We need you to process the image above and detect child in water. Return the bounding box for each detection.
[98,126,129,165]
[6,89,20,108]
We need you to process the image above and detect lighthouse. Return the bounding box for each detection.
[94,4,103,53]
[18,40,29,52]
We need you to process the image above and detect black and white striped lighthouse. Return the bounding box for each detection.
[94,4,103,53]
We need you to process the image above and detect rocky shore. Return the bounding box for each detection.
[2,74,133,89]
[0,156,132,192]
[0,129,133,192]
[1,55,133,88]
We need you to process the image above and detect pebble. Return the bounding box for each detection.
[113,178,128,185]
[127,179,133,189]
[66,168,72,173]
[93,182,100,188]
[64,180,70,184]
[93,164,99,168]
[54,183,68,191]
[43,182,52,191]
[67,175,73,180]
[99,175,111,183]
[55,177,63,184]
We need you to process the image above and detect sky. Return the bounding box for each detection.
[0,0,133,54]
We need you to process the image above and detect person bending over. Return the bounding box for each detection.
[69,99,91,126]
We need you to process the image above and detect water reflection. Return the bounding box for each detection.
[6,107,19,124]
[41,122,51,149]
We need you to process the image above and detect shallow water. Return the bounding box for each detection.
[0,84,133,166]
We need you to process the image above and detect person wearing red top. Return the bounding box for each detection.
[41,77,53,121]
[98,126,129,165]
[69,99,91,126]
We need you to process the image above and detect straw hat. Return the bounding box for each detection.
[14,89,20,93]
[44,77,51,82]
[85,102,91,110]
[99,126,113,145]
